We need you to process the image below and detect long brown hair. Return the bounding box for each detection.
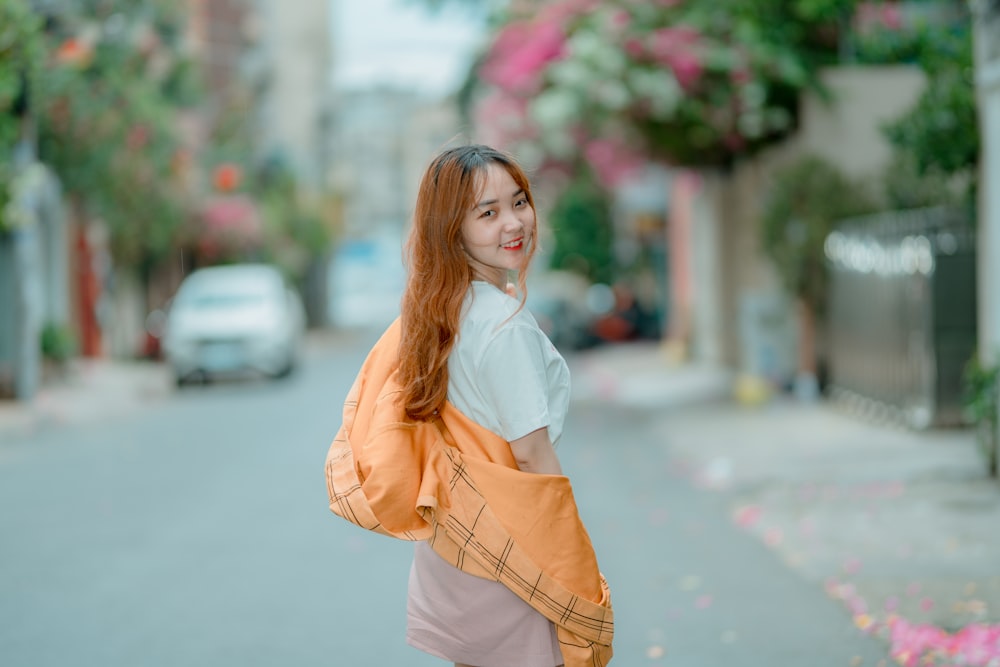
[398,144,537,421]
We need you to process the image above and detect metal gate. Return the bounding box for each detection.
[825,206,977,428]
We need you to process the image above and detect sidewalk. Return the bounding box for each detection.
[570,342,1000,665]
[0,357,172,438]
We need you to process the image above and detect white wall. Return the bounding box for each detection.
[796,65,927,177]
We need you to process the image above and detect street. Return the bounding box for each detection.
[1,329,891,667]
[3,3,997,666]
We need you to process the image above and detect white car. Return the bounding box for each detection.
[163,264,305,385]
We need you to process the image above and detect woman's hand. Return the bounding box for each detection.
[508,427,563,475]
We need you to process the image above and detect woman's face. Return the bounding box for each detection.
[460,163,535,288]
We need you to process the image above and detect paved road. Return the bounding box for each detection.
[564,402,887,666]
[0,329,888,666]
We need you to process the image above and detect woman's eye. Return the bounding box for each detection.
[515,198,528,207]
[481,210,496,218]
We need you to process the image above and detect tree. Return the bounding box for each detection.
[255,157,334,282]
[879,18,978,204]
[34,0,200,268]
[759,156,878,391]
[546,167,615,285]
[0,0,44,233]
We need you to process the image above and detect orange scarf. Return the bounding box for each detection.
[325,319,613,666]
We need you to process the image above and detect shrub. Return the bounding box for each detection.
[40,322,76,363]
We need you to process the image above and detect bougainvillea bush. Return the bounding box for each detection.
[474,0,850,185]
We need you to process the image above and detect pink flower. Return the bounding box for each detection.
[583,137,644,187]
[126,124,149,150]
[670,52,703,90]
[732,504,762,528]
[846,595,867,615]
[472,91,535,150]
[882,4,903,30]
[624,37,646,59]
[649,26,701,60]
[200,195,263,240]
[949,624,1000,665]
[889,618,949,666]
[884,618,1000,667]
[647,28,704,90]
[608,9,631,32]
[730,67,752,85]
[855,2,904,33]
[481,18,567,95]
[541,0,600,23]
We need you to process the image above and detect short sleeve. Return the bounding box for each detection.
[476,324,553,442]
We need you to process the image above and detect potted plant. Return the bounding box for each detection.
[40,322,76,380]
[962,355,999,478]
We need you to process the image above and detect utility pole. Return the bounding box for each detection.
[973,1,1000,465]
[975,2,1000,345]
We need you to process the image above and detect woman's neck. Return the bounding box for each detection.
[471,269,507,290]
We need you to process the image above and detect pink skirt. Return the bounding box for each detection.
[407,542,563,667]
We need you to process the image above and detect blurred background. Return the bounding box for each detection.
[2,1,1000,665]
[0,0,994,418]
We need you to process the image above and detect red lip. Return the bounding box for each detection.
[502,236,524,250]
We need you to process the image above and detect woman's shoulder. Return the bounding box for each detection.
[465,282,540,333]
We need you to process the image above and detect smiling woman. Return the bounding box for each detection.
[324,145,614,667]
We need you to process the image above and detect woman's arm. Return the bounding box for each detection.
[508,427,563,475]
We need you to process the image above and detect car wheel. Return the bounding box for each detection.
[274,359,295,379]
[175,369,209,387]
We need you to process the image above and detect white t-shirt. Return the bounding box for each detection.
[447,281,571,445]
[407,281,569,661]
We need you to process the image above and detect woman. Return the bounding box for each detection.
[324,144,612,667]
[400,144,571,667]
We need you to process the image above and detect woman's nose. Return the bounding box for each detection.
[501,209,523,231]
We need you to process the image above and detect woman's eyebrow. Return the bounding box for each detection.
[475,189,525,208]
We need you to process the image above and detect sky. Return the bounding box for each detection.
[330,0,489,97]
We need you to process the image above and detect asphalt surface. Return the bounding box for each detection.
[1,329,997,666]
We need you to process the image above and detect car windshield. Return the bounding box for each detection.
[182,292,268,309]
[175,270,281,310]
